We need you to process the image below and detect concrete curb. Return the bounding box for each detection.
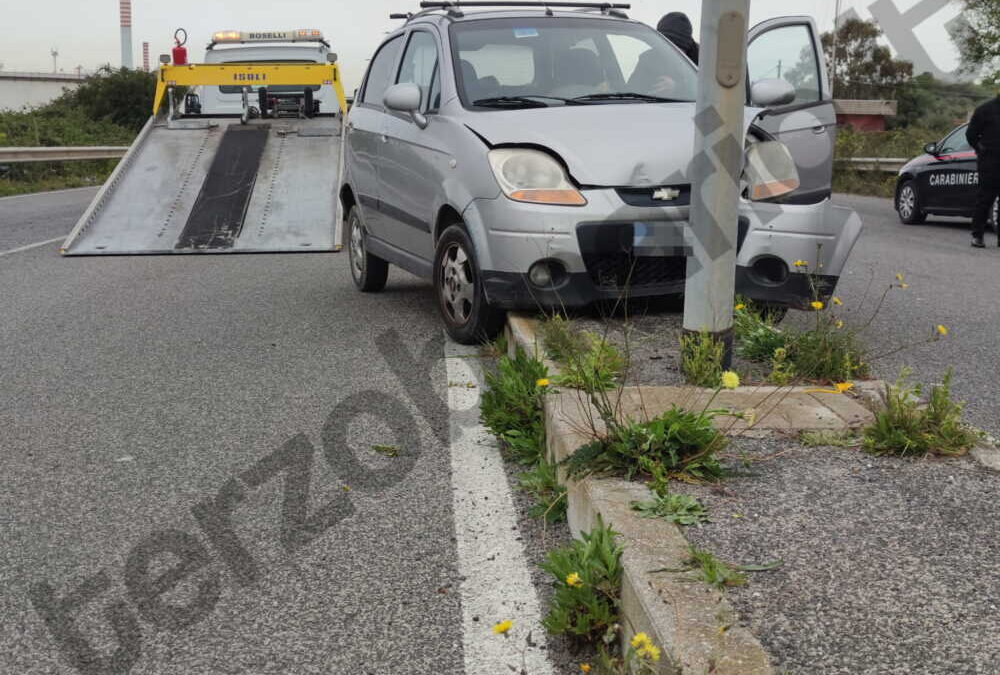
[508,312,776,674]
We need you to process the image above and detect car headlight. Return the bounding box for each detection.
[487,148,587,206]
[742,138,800,201]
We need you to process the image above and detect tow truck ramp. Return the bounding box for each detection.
[61,61,347,256]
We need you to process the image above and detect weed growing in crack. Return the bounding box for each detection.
[863,368,980,456]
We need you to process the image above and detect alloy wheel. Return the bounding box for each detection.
[440,243,475,325]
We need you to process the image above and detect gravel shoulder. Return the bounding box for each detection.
[679,438,1000,675]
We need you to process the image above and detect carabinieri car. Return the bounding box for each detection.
[896,123,999,226]
[340,2,863,343]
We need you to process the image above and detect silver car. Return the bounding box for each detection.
[340,4,861,343]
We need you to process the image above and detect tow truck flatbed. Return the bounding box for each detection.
[61,60,347,255]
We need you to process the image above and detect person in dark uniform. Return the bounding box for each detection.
[656,12,699,64]
[966,95,1000,247]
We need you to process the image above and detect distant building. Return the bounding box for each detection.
[0,71,85,111]
[834,99,898,132]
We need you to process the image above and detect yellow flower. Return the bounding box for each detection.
[566,572,583,587]
[536,378,550,387]
[832,296,843,306]
[793,260,808,268]
[734,303,745,311]
[936,324,948,336]
[630,632,652,649]
[834,382,854,393]
[895,273,905,282]
[721,371,740,390]
[638,644,662,662]
[810,301,824,311]
[492,620,513,635]
[580,665,592,673]
[835,320,844,329]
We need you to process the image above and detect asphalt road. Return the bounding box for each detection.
[832,194,999,437]
[1,188,996,674]
[0,189,477,674]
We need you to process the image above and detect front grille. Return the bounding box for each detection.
[582,252,688,289]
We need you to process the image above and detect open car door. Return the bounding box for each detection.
[747,16,835,205]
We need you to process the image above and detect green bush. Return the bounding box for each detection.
[787,315,869,383]
[564,406,725,482]
[541,518,623,643]
[680,331,723,387]
[480,347,548,466]
[863,369,979,456]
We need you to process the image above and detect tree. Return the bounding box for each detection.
[47,66,155,132]
[955,0,1000,85]
[821,18,913,100]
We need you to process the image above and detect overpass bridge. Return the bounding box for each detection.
[0,71,85,111]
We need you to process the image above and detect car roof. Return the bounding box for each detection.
[405,8,637,27]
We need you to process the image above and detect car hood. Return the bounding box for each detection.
[463,103,762,187]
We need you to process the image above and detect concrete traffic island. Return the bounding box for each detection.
[506,313,877,674]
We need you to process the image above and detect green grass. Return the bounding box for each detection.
[799,429,861,448]
[680,330,724,388]
[518,459,567,523]
[630,492,710,526]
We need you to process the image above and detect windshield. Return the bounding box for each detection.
[450,17,697,108]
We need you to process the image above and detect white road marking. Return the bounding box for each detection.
[445,339,554,675]
[0,237,64,258]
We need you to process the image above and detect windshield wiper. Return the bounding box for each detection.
[570,92,686,103]
[472,95,578,108]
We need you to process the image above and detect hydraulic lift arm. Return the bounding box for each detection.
[152,62,349,117]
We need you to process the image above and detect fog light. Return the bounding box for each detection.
[528,261,552,287]
[749,256,789,287]
[527,259,566,288]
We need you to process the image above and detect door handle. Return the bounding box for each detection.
[812,125,827,135]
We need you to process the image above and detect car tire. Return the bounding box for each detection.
[895,180,925,224]
[347,206,388,292]
[990,197,999,233]
[434,224,505,344]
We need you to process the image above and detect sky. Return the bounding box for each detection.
[0,0,964,91]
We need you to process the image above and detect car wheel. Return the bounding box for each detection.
[434,224,505,344]
[347,206,388,292]
[895,180,925,224]
[990,197,999,233]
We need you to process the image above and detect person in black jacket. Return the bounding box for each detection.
[966,95,1000,247]
[657,12,699,64]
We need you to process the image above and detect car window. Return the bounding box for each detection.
[361,35,403,106]
[451,17,697,105]
[938,126,972,154]
[748,24,821,103]
[397,31,440,111]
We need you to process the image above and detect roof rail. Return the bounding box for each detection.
[416,1,630,18]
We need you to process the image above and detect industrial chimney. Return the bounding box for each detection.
[120,0,134,69]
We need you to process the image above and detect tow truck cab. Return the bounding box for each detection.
[190,29,338,116]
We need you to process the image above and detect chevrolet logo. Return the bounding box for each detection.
[652,187,681,201]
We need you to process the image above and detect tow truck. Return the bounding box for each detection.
[60,29,349,255]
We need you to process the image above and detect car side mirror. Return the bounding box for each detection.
[924,142,938,156]
[383,82,427,128]
[750,78,796,108]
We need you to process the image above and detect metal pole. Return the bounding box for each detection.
[830,0,843,98]
[682,0,751,368]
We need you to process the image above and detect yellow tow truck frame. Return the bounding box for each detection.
[152,62,349,117]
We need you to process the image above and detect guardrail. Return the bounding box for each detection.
[836,157,907,172]
[0,147,129,163]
